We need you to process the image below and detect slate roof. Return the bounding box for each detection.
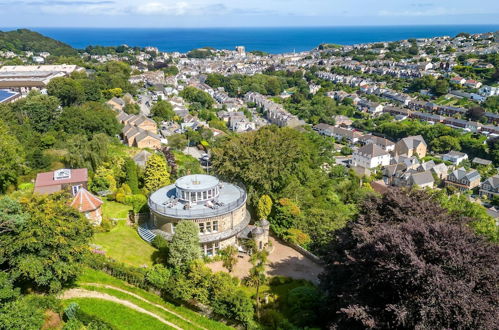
[481,175,499,189]
[133,150,152,167]
[410,170,434,186]
[472,157,493,166]
[399,135,427,149]
[357,143,390,158]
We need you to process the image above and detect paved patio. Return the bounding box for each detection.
[207,237,324,284]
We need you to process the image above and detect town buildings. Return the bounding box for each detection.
[0,64,84,93]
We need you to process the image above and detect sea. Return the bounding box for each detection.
[20,25,499,54]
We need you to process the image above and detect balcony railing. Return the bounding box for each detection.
[148,185,247,219]
[151,210,252,243]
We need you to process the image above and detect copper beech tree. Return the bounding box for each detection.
[321,188,499,329]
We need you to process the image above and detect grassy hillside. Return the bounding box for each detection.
[59,268,233,330]
[0,29,77,56]
[64,298,172,329]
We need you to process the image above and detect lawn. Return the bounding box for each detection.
[102,200,132,219]
[63,298,172,330]
[78,268,233,330]
[92,221,156,267]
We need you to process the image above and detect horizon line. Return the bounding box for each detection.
[1,24,499,30]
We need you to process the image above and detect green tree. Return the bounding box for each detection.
[90,166,116,194]
[0,120,24,193]
[0,193,93,292]
[65,134,109,172]
[247,249,268,321]
[124,158,139,194]
[168,134,188,150]
[123,102,140,115]
[434,79,449,96]
[47,77,85,106]
[143,154,170,193]
[0,297,45,330]
[167,221,201,269]
[287,286,322,326]
[430,135,461,153]
[257,194,273,220]
[151,100,174,122]
[20,93,60,133]
[179,86,214,109]
[79,79,102,102]
[219,245,238,273]
[57,102,121,138]
[0,272,19,303]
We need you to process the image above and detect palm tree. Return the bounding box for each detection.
[248,249,268,320]
[220,245,238,273]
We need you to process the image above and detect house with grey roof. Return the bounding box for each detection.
[408,170,435,188]
[395,135,427,158]
[445,168,481,191]
[359,134,396,152]
[442,150,468,165]
[133,150,152,168]
[352,143,391,169]
[472,157,493,167]
[430,163,449,180]
[479,175,499,199]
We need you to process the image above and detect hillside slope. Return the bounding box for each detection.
[0,29,77,56]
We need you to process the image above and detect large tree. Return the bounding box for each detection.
[167,221,201,269]
[151,100,174,122]
[18,93,60,133]
[321,188,499,329]
[0,120,24,193]
[47,77,85,106]
[143,153,170,193]
[0,194,93,292]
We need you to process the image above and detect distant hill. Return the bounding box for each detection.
[0,29,77,56]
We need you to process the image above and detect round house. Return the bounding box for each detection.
[145,174,251,256]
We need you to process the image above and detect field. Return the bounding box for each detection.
[60,268,232,330]
[92,220,156,267]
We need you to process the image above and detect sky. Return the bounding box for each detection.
[0,0,499,28]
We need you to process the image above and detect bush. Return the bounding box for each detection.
[124,194,147,213]
[260,310,294,330]
[284,228,311,247]
[287,286,322,326]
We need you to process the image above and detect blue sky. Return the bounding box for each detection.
[1,0,499,27]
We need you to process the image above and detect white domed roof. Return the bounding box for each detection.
[175,174,219,191]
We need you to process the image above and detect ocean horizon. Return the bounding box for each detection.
[3,25,499,54]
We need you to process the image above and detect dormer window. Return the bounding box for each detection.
[54,169,71,180]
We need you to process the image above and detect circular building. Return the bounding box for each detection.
[145,174,251,256]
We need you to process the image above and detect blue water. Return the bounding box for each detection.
[21,25,499,53]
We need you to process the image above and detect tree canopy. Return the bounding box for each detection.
[0,194,93,292]
[167,221,201,269]
[321,188,499,329]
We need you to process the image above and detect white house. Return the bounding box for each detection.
[352,143,391,169]
[442,150,468,165]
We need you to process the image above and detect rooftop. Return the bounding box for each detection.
[175,174,219,191]
[149,176,246,219]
